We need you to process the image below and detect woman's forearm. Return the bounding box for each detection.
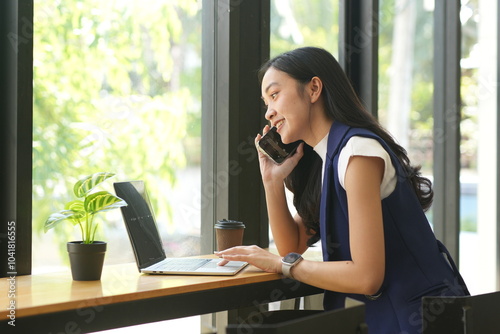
[263,181,308,255]
[290,259,384,296]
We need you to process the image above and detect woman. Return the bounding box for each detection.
[216,47,469,333]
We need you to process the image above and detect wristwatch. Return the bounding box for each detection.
[281,252,303,279]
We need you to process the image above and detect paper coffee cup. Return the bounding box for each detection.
[214,219,245,251]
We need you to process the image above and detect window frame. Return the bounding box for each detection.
[432,0,462,262]
[201,0,271,254]
[339,0,379,117]
[0,0,33,277]
[496,0,500,290]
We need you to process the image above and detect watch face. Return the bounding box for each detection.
[283,252,301,264]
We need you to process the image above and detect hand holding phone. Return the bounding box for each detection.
[257,127,302,164]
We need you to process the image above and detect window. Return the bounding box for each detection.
[459,0,498,294]
[270,0,339,57]
[378,0,434,219]
[32,0,203,273]
[379,0,499,294]
[378,0,434,179]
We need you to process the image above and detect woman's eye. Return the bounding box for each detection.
[271,93,278,99]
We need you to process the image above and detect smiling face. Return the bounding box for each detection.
[261,67,331,146]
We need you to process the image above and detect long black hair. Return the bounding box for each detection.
[259,47,433,245]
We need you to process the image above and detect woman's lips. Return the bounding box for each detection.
[274,119,284,131]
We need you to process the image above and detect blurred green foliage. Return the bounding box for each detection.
[270,0,339,57]
[33,0,202,246]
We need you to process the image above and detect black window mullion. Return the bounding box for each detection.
[339,0,379,117]
[433,0,461,263]
[0,0,33,277]
[497,0,500,291]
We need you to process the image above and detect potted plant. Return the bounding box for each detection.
[44,172,127,281]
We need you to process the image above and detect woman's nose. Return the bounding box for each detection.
[265,108,276,121]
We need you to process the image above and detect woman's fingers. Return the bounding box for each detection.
[217,259,230,266]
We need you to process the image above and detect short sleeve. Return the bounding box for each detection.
[338,136,397,199]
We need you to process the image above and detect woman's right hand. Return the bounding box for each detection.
[255,125,304,186]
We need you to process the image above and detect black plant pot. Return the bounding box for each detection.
[67,241,107,281]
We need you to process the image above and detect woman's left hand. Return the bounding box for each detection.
[215,245,282,273]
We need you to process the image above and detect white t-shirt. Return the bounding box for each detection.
[314,134,397,199]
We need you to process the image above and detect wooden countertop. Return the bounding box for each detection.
[0,260,280,319]
[0,249,324,333]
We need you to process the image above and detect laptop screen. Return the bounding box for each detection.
[114,181,166,270]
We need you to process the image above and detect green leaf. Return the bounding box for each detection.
[65,200,85,212]
[84,191,127,215]
[63,200,87,225]
[73,172,116,198]
[44,210,83,233]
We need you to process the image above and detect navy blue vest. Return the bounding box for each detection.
[319,121,469,334]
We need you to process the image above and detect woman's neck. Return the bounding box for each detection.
[306,105,333,147]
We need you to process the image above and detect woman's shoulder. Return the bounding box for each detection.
[344,136,387,155]
[338,136,397,198]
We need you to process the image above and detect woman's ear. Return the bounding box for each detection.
[309,76,323,103]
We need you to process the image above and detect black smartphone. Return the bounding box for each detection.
[257,127,302,164]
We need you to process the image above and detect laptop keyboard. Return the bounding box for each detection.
[150,258,212,272]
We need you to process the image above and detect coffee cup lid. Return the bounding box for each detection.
[215,219,245,229]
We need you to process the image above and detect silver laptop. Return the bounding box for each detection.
[113,181,248,275]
